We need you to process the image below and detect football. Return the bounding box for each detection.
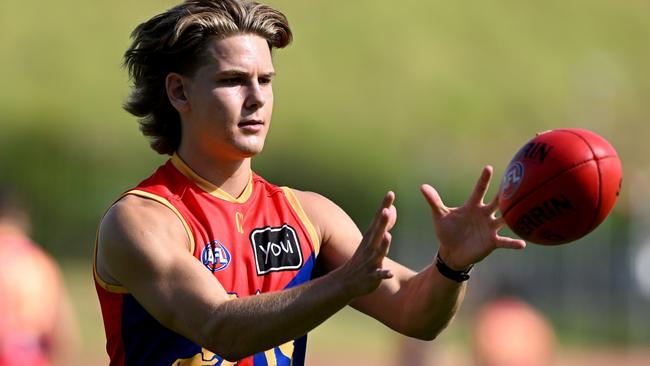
[498,128,622,245]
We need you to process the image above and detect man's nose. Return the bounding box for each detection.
[244,81,266,110]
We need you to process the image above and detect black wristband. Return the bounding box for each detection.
[435,253,473,283]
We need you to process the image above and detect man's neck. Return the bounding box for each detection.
[176,148,252,199]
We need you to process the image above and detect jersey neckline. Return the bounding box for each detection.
[170,153,254,203]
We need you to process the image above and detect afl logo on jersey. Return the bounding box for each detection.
[201,240,231,272]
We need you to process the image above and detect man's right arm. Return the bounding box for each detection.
[96,194,394,361]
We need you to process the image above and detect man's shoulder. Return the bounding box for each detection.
[96,188,191,287]
[101,194,176,237]
[284,185,344,207]
[280,188,348,229]
[286,188,326,206]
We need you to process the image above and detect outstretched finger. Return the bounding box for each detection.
[382,191,396,209]
[379,231,392,259]
[365,192,395,237]
[363,208,391,250]
[468,166,494,206]
[421,184,446,218]
[494,235,526,250]
[363,191,397,251]
[385,204,398,232]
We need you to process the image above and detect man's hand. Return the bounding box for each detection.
[337,192,397,297]
[421,166,526,271]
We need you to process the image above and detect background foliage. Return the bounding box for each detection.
[1,0,648,361]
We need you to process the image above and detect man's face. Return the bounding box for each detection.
[180,34,275,160]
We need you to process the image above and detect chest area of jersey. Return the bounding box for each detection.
[188,195,314,296]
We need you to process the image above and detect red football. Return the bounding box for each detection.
[498,128,622,245]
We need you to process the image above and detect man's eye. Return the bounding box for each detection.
[221,77,242,84]
[259,77,272,85]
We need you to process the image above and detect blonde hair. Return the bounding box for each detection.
[123,0,292,155]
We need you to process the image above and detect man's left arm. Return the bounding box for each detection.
[295,166,526,340]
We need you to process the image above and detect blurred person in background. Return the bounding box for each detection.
[394,336,436,366]
[94,0,525,365]
[0,183,80,366]
[473,297,556,366]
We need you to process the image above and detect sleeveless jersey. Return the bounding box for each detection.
[94,154,320,366]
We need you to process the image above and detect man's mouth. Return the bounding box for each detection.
[238,120,264,127]
[238,120,265,132]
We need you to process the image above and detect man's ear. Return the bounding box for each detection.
[166,73,190,113]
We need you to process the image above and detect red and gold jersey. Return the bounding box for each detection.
[94,154,320,366]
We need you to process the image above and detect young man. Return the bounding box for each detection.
[94,1,526,365]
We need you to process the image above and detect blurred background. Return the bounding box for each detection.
[1,0,648,364]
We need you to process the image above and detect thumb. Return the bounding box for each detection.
[420,184,446,218]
